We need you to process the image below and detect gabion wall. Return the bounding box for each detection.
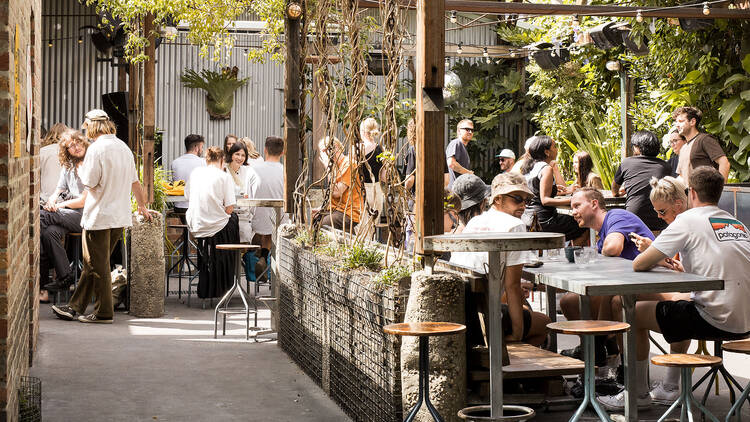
[278,235,408,422]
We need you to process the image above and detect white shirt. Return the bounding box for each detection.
[40,144,62,202]
[450,208,535,273]
[79,134,139,230]
[186,166,236,238]
[227,165,260,242]
[251,161,286,235]
[652,206,750,334]
[247,157,265,168]
[171,153,206,208]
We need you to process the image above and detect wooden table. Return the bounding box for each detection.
[523,256,723,422]
[424,232,565,418]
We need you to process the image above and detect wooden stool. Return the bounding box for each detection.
[691,339,746,409]
[651,354,722,422]
[548,321,630,422]
[722,340,750,422]
[214,244,260,340]
[384,322,466,422]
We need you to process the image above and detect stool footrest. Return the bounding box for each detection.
[216,308,257,315]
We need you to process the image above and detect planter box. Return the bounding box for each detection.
[277,234,408,422]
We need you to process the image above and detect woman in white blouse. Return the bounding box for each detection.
[186,146,239,299]
[224,142,259,243]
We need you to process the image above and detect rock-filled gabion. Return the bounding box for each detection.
[129,212,165,318]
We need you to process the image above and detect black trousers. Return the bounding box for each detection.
[40,207,83,287]
[196,213,240,299]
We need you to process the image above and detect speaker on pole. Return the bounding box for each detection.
[101,92,129,144]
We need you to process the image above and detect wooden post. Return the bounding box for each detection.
[283,4,302,214]
[143,13,156,203]
[620,69,633,159]
[128,60,139,155]
[311,63,326,184]
[118,65,127,92]
[415,0,445,255]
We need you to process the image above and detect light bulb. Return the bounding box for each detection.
[703,2,710,15]
[243,48,248,56]
[78,36,83,44]
[456,42,463,55]
[636,10,644,23]
[287,2,302,19]
[483,47,488,58]
[445,58,450,68]
[510,51,517,58]
[450,10,457,24]
[48,40,53,47]
[486,57,491,64]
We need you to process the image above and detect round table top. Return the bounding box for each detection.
[651,354,722,368]
[383,322,466,337]
[722,339,750,355]
[547,320,630,335]
[216,244,261,251]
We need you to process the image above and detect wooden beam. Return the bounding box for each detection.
[359,0,750,19]
[128,62,140,154]
[415,0,445,255]
[284,6,302,215]
[143,13,156,203]
[308,44,524,60]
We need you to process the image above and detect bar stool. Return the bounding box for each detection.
[651,354,722,422]
[383,322,466,422]
[721,340,750,422]
[165,223,199,299]
[214,244,260,340]
[691,339,746,408]
[547,320,630,422]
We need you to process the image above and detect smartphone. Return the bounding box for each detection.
[628,232,639,242]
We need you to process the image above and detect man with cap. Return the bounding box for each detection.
[450,173,490,232]
[451,172,550,345]
[496,149,516,174]
[52,109,151,324]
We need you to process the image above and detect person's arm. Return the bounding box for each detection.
[225,205,234,215]
[57,190,88,210]
[601,232,625,257]
[630,232,652,252]
[405,174,415,191]
[716,156,730,181]
[611,181,621,197]
[539,166,571,207]
[331,181,349,200]
[447,156,473,175]
[550,160,566,187]
[504,264,525,342]
[131,181,152,220]
[44,188,64,211]
[633,245,668,272]
[590,174,604,190]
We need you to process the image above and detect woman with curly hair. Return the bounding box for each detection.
[40,130,90,299]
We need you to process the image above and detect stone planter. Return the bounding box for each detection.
[277,232,409,422]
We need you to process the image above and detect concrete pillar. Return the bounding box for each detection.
[129,213,165,317]
[401,271,466,422]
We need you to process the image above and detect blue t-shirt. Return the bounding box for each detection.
[597,209,654,260]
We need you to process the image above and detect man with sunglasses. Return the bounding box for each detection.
[446,119,474,188]
[496,149,516,174]
[450,173,551,346]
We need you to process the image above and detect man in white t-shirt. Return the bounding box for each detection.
[170,134,206,214]
[597,166,750,411]
[450,172,550,346]
[52,109,151,324]
[250,137,285,255]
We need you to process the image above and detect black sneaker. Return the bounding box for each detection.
[51,305,77,321]
[77,313,113,324]
[561,341,607,367]
[561,345,582,360]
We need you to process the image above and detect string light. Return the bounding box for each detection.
[486,57,491,64]
[510,51,517,58]
[445,57,450,68]
[456,42,463,55]
[243,48,248,56]
[703,2,710,15]
[636,9,644,22]
[482,47,488,57]
[450,10,457,24]
[78,36,83,44]
[48,40,53,47]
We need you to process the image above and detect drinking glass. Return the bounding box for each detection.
[544,248,562,262]
[574,248,590,267]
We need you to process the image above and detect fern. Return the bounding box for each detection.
[181,67,249,118]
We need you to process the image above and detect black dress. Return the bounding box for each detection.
[362,144,383,183]
[525,162,587,241]
[196,213,240,299]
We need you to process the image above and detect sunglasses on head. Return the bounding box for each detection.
[505,194,530,205]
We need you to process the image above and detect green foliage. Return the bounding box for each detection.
[181,67,249,119]
[339,243,383,272]
[565,110,621,189]
[131,160,169,214]
[371,264,411,290]
[294,227,330,249]
[446,59,533,180]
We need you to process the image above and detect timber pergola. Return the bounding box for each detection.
[281,1,749,421]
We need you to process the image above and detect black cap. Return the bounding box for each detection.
[452,174,490,211]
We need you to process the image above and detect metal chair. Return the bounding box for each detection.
[213,244,260,340]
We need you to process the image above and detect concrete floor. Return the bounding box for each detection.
[31,295,351,422]
[29,288,750,422]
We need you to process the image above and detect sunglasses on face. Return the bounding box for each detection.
[460,127,474,132]
[505,194,531,205]
[655,208,668,216]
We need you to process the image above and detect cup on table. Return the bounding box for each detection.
[564,246,581,263]
[574,248,592,267]
[544,248,563,262]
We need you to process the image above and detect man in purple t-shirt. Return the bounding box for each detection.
[559,188,654,364]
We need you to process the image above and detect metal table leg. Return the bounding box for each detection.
[487,251,507,418]
[546,286,558,352]
[622,294,638,422]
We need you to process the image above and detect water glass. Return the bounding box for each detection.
[544,248,562,262]
[574,248,590,267]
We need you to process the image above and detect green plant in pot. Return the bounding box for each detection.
[181,66,249,119]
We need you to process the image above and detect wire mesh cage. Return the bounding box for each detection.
[18,376,41,422]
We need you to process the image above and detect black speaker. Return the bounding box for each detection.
[679,18,713,32]
[101,92,129,144]
[588,22,621,50]
[530,42,570,70]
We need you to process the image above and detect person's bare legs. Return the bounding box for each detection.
[560,292,604,321]
[526,310,551,347]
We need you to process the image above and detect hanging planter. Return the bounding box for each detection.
[180,66,249,120]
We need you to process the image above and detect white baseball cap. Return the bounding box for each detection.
[496,149,516,160]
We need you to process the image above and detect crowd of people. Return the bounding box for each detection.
[436,105,748,411]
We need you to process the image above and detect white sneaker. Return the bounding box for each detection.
[596,390,652,411]
[650,382,679,405]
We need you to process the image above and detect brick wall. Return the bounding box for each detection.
[0,0,42,420]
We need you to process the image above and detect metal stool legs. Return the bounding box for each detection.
[693,342,744,407]
[726,381,750,422]
[213,250,254,340]
[165,227,198,298]
[404,336,443,422]
[570,335,610,422]
[657,367,720,422]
